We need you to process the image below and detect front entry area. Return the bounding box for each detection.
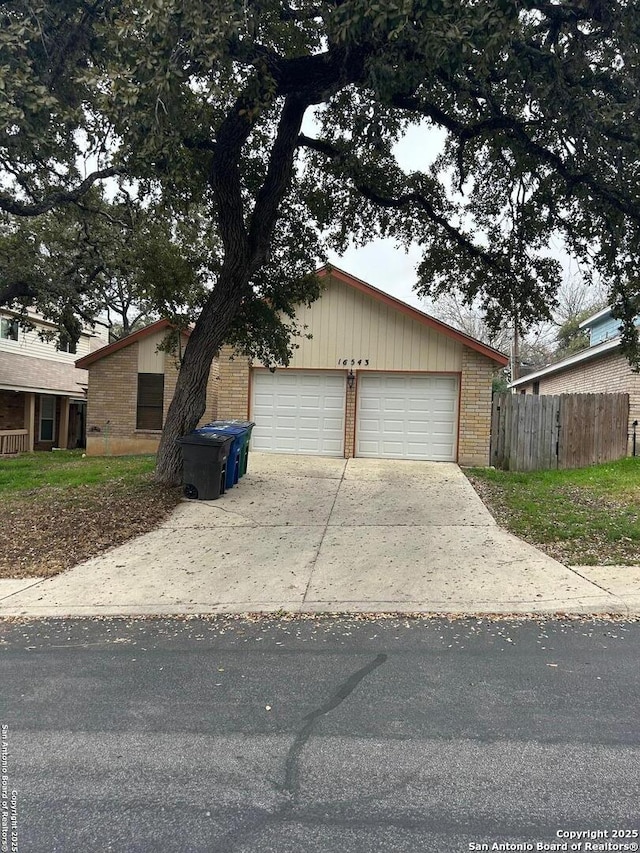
[251,370,346,456]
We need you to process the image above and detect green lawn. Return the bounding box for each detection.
[466,457,640,565]
[0,450,156,494]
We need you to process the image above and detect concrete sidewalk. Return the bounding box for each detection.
[1,454,638,617]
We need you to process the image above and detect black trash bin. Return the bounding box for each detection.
[176,431,234,500]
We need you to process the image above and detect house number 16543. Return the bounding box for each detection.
[338,358,369,366]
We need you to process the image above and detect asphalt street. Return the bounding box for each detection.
[1,615,639,853]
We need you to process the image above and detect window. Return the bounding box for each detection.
[137,373,164,430]
[39,396,56,442]
[0,318,19,341]
[58,337,77,354]
[532,381,540,396]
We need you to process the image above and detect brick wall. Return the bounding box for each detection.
[85,340,222,455]
[217,344,251,420]
[87,344,138,438]
[519,350,640,451]
[85,344,138,454]
[202,357,220,425]
[344,378,356,457]
[0,390,25,430]
[458,348,496,466]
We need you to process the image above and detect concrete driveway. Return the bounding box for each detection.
[0,454,635,616]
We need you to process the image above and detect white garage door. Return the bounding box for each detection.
[251,370,346,456]
[357,373,458,461]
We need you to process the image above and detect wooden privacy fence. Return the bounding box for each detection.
[490,393,629,471]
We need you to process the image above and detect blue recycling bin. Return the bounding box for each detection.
[198,423,247,490]
[211,420,255,476]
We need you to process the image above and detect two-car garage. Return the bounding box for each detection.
[251,369,459,461]
[218,266,507,467]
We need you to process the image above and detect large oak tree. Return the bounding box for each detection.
[1,0,639,483]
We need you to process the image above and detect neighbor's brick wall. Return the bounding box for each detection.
[0,390,25,430]
[458,348,495,466]
[519,350,640,451]
[217,344,251,420]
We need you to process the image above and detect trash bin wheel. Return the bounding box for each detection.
[184,483,198,499]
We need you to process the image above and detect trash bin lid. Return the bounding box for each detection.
[177,431,233,447]
[202,422,247,435]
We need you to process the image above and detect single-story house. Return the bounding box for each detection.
[218,266,507,465]
[78,266,508,465]
[0,309,105,454]
[75,319,220,456]
[510,305,639,452]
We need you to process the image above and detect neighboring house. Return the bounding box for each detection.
[0,309,106,454]
[510,305,640,451]
[76,319,220,456]
[217,266,507,466]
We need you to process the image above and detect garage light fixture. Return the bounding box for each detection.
[347,369,355,390]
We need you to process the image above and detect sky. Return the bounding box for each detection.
[326,240,426,310]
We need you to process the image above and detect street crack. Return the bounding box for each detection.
[282,653,388,806]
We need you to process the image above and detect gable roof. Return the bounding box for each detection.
[509,336,621,388]
[578,305,612,329]
[76,266,509,370]
[75,319,180,369]
[319,265,508,366]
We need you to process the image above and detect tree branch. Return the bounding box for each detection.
[0,167,122,217]
[248,96,309,268]
[297,134,508,275]
[390,90,640,224]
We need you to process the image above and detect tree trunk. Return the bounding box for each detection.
[155,95,311,486]
[154,268,247,485]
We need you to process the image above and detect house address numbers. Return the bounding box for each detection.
[337,358,370,366]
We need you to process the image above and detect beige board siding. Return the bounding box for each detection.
[138,330,167,373]
[458,348,495,466]
[519,350,640,452]
[0,313,92,362]
[258,275,463,372]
